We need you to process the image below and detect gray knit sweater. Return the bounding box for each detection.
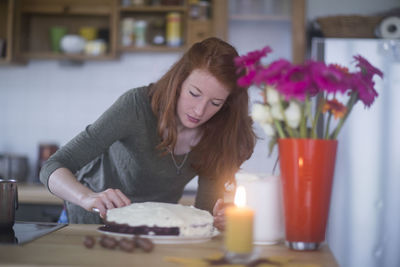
[40,86,224,224]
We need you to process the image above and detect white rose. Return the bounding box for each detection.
[252,103,272,124]
[261,123,275,137]
[271,103,284,121]
[266,86,280,105]
[285,101,301,129]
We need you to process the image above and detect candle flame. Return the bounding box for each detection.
[234,186,247,207]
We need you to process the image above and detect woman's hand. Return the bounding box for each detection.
[81,188,131,219]
[213,198,228,231]
[48,168,131,219]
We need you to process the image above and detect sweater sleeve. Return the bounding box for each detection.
[194,176,225,214]
[39,88,141,189]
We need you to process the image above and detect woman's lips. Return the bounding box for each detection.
[187,114,200,124]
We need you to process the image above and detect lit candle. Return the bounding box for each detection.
[225,185,254,254]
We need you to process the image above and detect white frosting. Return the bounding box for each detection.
[106,202,215,237]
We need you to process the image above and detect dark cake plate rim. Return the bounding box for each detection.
[97,226,219,244]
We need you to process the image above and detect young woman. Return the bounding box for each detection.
[40,37,256,229]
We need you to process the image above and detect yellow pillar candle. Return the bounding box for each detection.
[225,186,254,254]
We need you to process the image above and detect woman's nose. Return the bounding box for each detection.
[193,100,207,116]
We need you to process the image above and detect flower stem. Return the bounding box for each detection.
[286,125,295,137]
[292,128,300,138]
[277,98,295,138]
[311,94,324,139]
[324,113,332,139]
[300,97,309,138]
[331,92,358,139]
[274,120,286,138]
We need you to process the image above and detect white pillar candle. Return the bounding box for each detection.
[235,172,284,245]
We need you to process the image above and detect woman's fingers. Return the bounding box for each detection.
[213,215,225,231]
[87,188,131,218]
[97,206,107,219]
[213,198,224,216]
[213,199,226,231]
[115,189,131,206]
[101,188,131,209]
[91,200,107,218]
[102,189,123,208]
[212,199,234,231]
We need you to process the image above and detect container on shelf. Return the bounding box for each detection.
[121,18,135,46]
[79,27,98,41]
[134,20,148,47]
[166,12,182,47]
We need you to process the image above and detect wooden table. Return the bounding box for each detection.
[0,224,338,266]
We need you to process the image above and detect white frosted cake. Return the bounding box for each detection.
[103,202,215,237]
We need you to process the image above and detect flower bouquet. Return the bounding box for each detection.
[235,46,383,250]
[235,46,383,154]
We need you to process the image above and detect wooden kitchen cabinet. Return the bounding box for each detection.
[0,0,17,64]
[9,0,227,62]
[14,0,118,61]
[117,0,227,52]
[185,0,228,47]
[117,3,187,52]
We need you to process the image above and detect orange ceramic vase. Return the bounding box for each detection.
[278,138,338,250]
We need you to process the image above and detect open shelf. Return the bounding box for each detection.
[119,44,185,52]
[20,51,116,61]
[229,14,291,22]
[119,5,186,12]
[16,0,118,61]
[3,0,228,63]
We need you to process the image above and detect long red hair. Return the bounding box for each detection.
[149,37,256,181]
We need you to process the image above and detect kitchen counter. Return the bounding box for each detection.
[0,224,338,266]
[17,183,196,206]
[17,183,63,205]
[16,183,195,222]
[15,183,64,223]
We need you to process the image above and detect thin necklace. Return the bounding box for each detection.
[170,150,189,175]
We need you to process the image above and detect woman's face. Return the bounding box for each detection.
[177,69,230,129]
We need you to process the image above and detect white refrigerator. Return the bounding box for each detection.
[311,38,400,267]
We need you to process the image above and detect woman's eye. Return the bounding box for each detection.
[189,91,199,97]
[211,101,222,107]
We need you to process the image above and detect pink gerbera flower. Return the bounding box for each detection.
[353,55,383,79]
[311,61,349,94]
[254,59,291,86]
[237,69,257,87]
[351,72,378,107]
[277,65,312,101]
[234,46,272,71]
